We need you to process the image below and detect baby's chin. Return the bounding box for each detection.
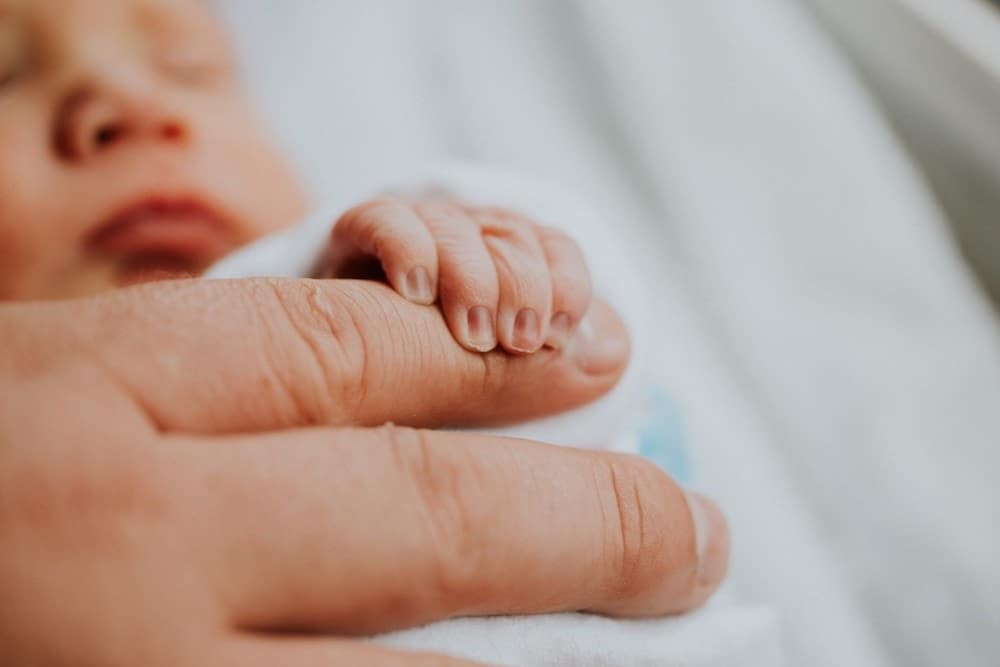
[35,257,208,300]
[115,255,206,287]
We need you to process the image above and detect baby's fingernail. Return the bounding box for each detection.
[403,266,434,304]
[569,302,629,374]
[466,306,496,352]
[547,312,572,349]
[684,491,729,588]
[511,308,541,353]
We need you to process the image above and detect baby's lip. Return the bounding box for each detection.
[88,195,240,283]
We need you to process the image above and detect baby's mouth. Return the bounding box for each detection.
[88,196,240,285]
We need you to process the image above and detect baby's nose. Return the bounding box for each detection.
[52,85,188,162]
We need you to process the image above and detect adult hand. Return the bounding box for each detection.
[0,279,728,666]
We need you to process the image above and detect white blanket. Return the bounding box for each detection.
[379,606,779,667]
[216,2,1000,665]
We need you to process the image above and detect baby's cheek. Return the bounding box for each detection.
[0,199,47,299]
[207,101,308,243]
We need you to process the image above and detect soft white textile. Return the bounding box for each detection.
[378,605,780,667]
[216,2,1000,665]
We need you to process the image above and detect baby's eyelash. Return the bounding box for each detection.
[156,48,232,86]
[0,63,22,91]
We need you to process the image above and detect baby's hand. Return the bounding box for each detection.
[323,198,592,354]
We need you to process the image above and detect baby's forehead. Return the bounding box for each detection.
[0,0,226,63]
[0,0,215,32]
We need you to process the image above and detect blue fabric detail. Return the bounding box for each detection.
[637,387,691,484]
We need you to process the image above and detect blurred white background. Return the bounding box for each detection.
[216,1,1000,665]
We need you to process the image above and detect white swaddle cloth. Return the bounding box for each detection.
[207,162,780,666]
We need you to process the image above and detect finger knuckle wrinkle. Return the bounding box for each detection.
[385,426,487,597]
[601,458,666,598]
[261,280,362,424]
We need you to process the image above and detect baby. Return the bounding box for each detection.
[0,0,592,361]
[0,0,699,662]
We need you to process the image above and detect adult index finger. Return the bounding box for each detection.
[45,278,629,433]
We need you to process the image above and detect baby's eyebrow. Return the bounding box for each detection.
[0,0,26,24]
[134,0,210,35]
[131,0,227,55]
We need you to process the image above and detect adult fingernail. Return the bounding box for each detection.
[403,266,434,304]
[466,306,496,352]
[511,308,541,352]
[684,491,729,588]
[568,302,629,375]
[547,312,572,349]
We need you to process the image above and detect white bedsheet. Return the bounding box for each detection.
[216,2,1000,665]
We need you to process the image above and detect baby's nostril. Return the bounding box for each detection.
[94,126,120,147]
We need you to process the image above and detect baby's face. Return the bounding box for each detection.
[0,0,306,299]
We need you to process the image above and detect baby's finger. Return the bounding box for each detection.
[415,201,500,352]
[477,208,552,354]
[331,200,438,305]
[537,226,592,349]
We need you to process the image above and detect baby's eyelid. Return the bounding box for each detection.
[153,44,231,84]
[0,59,26,91]
[0,26,30,90]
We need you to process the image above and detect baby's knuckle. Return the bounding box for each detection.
[347,197,398,221]
[556,274,593,315]
[477,209,535,241]
[415,199,470,231]
[539,225,574,245]
[336,198,400,237]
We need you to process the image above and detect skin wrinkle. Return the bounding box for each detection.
[485,238,537,298]
[632,467,648,598]
[410,435,506,619]
[210,280,293,430]
[262,279,347,426]
[259,283,321,427]
[588,456,614,598]
[604,459,637,598]
[357,282,454,427]
[474,343,497,409]
[538,227,592,320]
[304,280,353,416]
[385,426,467,618]
[332,283,382,426]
